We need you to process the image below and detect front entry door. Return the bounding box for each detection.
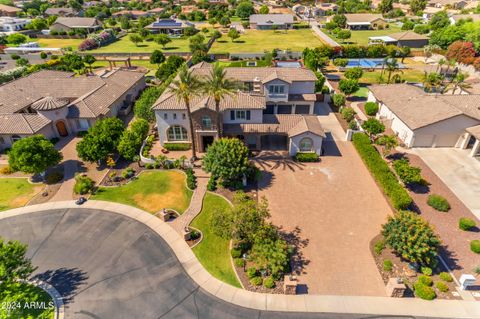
[56,121,68,137]
[202,136,214,152]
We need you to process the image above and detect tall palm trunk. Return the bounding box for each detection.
[215,98,222,138]
[185,100,197,160]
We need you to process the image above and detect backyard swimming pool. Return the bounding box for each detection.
[346,59,405,69]
[276,61,302,68]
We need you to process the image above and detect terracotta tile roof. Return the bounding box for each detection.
[0,114,51,134]
[31,97,70,111]
[370,84,480,130]
[53,17,100,28]
[224,115,325,137]
[345,14,384,24]
[153,90,266,111]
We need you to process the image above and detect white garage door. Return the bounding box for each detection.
[434,134,460,147]
[413,134,435,147]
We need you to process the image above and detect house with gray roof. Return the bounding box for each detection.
[153,62,325,156]
[145,18,195,35]
[249,14,294,30]
[369,84,480,157]
[0,69,145,151]
[50,17,102,33]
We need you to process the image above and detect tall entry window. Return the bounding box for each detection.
[167,125,188,141]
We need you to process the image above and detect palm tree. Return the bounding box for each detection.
[386,58,403,84]
[436,58,445,74]
[423,71,444,93]
[201,64,241,138]
[376,134,398,158]
[447,72,471,94]
[170,66,203,160]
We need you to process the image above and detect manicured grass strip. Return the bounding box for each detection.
[0,178,42,212]
[92,170,192,213]
[322,25,402,46]
[191,193,241,288]
[352,133,412,210]
[0,282,54,319]
[91,34,193,53]
[210,29,326,53]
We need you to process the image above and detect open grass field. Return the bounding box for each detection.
[92,170,193,214]
[322,25,402,46]
[210,29,326,53]
[191,192,241,288]
[92,34,193,53]
[6,37,83,49]
[359,68,425,84]
[0,178,43,212]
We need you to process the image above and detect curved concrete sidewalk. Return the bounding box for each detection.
[1,201,479,319]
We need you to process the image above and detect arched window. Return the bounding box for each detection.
[12,135,21,143]
[167,125,188,141]
[201,116,212,129]
[299,137,313,152]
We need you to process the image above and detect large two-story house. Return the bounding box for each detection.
[153,62,325,156]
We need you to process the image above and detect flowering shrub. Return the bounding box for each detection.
[79,29,116,51]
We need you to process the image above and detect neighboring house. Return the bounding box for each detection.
[449,14,480,24]
[0,17,30,33]
[344,14,387,30]
[368,31,429,48]
[249,14,294,30]
[145,19,195,35]
[148,7,166,15]
[0,4,21,17]
[153,62,325,156]
[112,10,151,19]
[50,17,102,33]
[427,0,469,9]
[294,4,339,18]
[0,69,145,151]
[44,7,79,17]
[368,84,480,156]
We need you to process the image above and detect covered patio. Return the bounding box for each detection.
[464,125,480,157]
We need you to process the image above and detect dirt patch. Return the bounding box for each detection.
[28,184,62,205]
[370,234,460,300]
[9,185,44,207]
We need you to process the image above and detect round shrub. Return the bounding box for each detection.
[427,194,450,212]
[263,277,275,289]
[421,266,432,276]
[145,163,153,169]
[414,282,436,300]
[246,267,257,279]
[234,258,245,267]
[231,248,242,259]
[439,272,453,282]
[74,174,94,195]
[250,276,262,286]
[418,275,433,286]
[459,217,476,231]
[332,93,346,108]
[364,102,379,116]
[470,240,480,254]
[374,239,385,255]
[383,259,393,272]
[340,107,356,122]
[435,281,449,292]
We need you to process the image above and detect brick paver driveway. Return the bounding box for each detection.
[255,105,393,295]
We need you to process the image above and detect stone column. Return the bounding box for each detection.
[469,139,480,157]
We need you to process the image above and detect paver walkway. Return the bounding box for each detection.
[49,137,81,202]
[171,168,209,234]
[351,102,368,121]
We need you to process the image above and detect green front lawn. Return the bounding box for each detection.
[323,25,402,46]
[0,282,54,319]
[191,193,241,288]
[359,68,425,84]
[0,178,43,212]
[353,86,369,98]
[92,170,192,213]
[210,29,327,53]
[91,34,193,53]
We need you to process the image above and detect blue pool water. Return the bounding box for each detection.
[346,59,405,69]
[276,61,302,68]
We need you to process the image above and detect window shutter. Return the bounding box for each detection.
[246,110,251,120]
[230,110,235,120]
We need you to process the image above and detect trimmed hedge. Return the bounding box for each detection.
[164,142,191,151]
[459,217,476,231]
[436,281,449,292]
[352,133,412,210]
[364,102,379,116]
[471,240,480,254]
[427,194,450,212]
[294,152,319,162]
[414,282,436,300]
